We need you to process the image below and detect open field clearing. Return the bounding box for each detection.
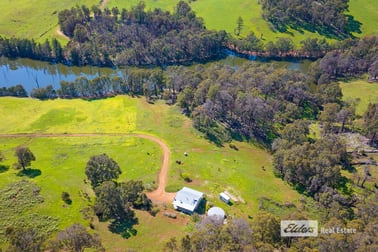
[0,134,162,250]
[348,0,378,37]
[0,0,97,43]
[107,0,378,45]
[339,78,378,115]
[0,0,376,46]
[0,96,136,133]
[0,96,303,250]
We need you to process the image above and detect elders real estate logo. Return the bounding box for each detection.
[281,220,318,237]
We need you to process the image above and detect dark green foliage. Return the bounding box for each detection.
[273,132,348,195]
[119,180,152,210]
[94,181,134,221]
[313,36,378,83]
[55,68,164,99]
[363,103,378,146]
[167,217,253,251]
[260,0,358,39]
[59,2,225,66]
[174,62,318,144]
[49,223,103,252]
[235,16,244,36]
[58,5,91,37]
[0,85,28,97]
[61,191,72,205]
[85,153,121,189]
[251,211,281,246]
[0,37,60,62]
[16,168,42,178]
[15,146,35,170]
[30,85,57,100]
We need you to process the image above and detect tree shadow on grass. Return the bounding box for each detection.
[195,198,208,215]
[17,168,42,178]
[0,165,9,173]
[335,176,353,196]
[108,217,139,239]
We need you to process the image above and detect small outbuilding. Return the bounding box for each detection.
[207,206,226,221]
[173,187,203,214]
[219,192,231,204]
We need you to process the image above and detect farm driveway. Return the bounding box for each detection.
[0,133,175,204]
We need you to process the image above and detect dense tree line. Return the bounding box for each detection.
[363,103,378,147]
[59,2,225,66]
[0,84,28,97]
[227,33,333,59]
[0,37,63,62]
[28,61,344,146]
[0,2,373,67]
[273,121,350,196]
[260,0,355,38]
[312,36,378,83]
[172,62,331,144]
[0,2,224,67]
[6,223,104,252]
[166,196,378,251]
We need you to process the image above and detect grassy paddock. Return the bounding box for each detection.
[0,0,376,46]
[0,0,97,44]
[0,96,137,133]
[347,0,378,37]
[107,0,378,46]
[339,78,378,115]
[0,135,162,226]
[0,96,302,250]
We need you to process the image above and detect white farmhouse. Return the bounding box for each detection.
[173,187,203,214]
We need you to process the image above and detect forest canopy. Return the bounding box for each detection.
[58,2,225,66]
[260,0,361,39]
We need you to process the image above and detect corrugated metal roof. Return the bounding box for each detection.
[173,187,203,212]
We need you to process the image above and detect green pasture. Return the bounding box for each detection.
[0,0,376,47]
[0,0,97,44]
[107,0,378,46]
[339,78,378,115]
[0,96,303,250]
[0,135,162,224]
[135,99,301,215]
[348,0,378,37]
[0,96,136,133]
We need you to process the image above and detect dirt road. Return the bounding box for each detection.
[100,0,110,9]
[0,133,175,204]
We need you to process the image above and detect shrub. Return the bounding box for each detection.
[61,192,72,204]
[180,172,192,182]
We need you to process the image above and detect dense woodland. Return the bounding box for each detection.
[312,36,378,83]
[0,2,371,67]
[260,0,358,39]
[0,2,225,67]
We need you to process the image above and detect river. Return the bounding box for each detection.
[0,56,313,93]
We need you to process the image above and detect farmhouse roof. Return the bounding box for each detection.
[173,187,203,212]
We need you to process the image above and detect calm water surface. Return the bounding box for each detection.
[0,56,312,93]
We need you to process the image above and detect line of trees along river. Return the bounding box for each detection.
[0,56,312,93]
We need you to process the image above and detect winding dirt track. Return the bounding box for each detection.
[0,133,175,204]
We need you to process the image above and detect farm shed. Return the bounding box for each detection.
[219,192,231,204]
[173,187,203,214]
